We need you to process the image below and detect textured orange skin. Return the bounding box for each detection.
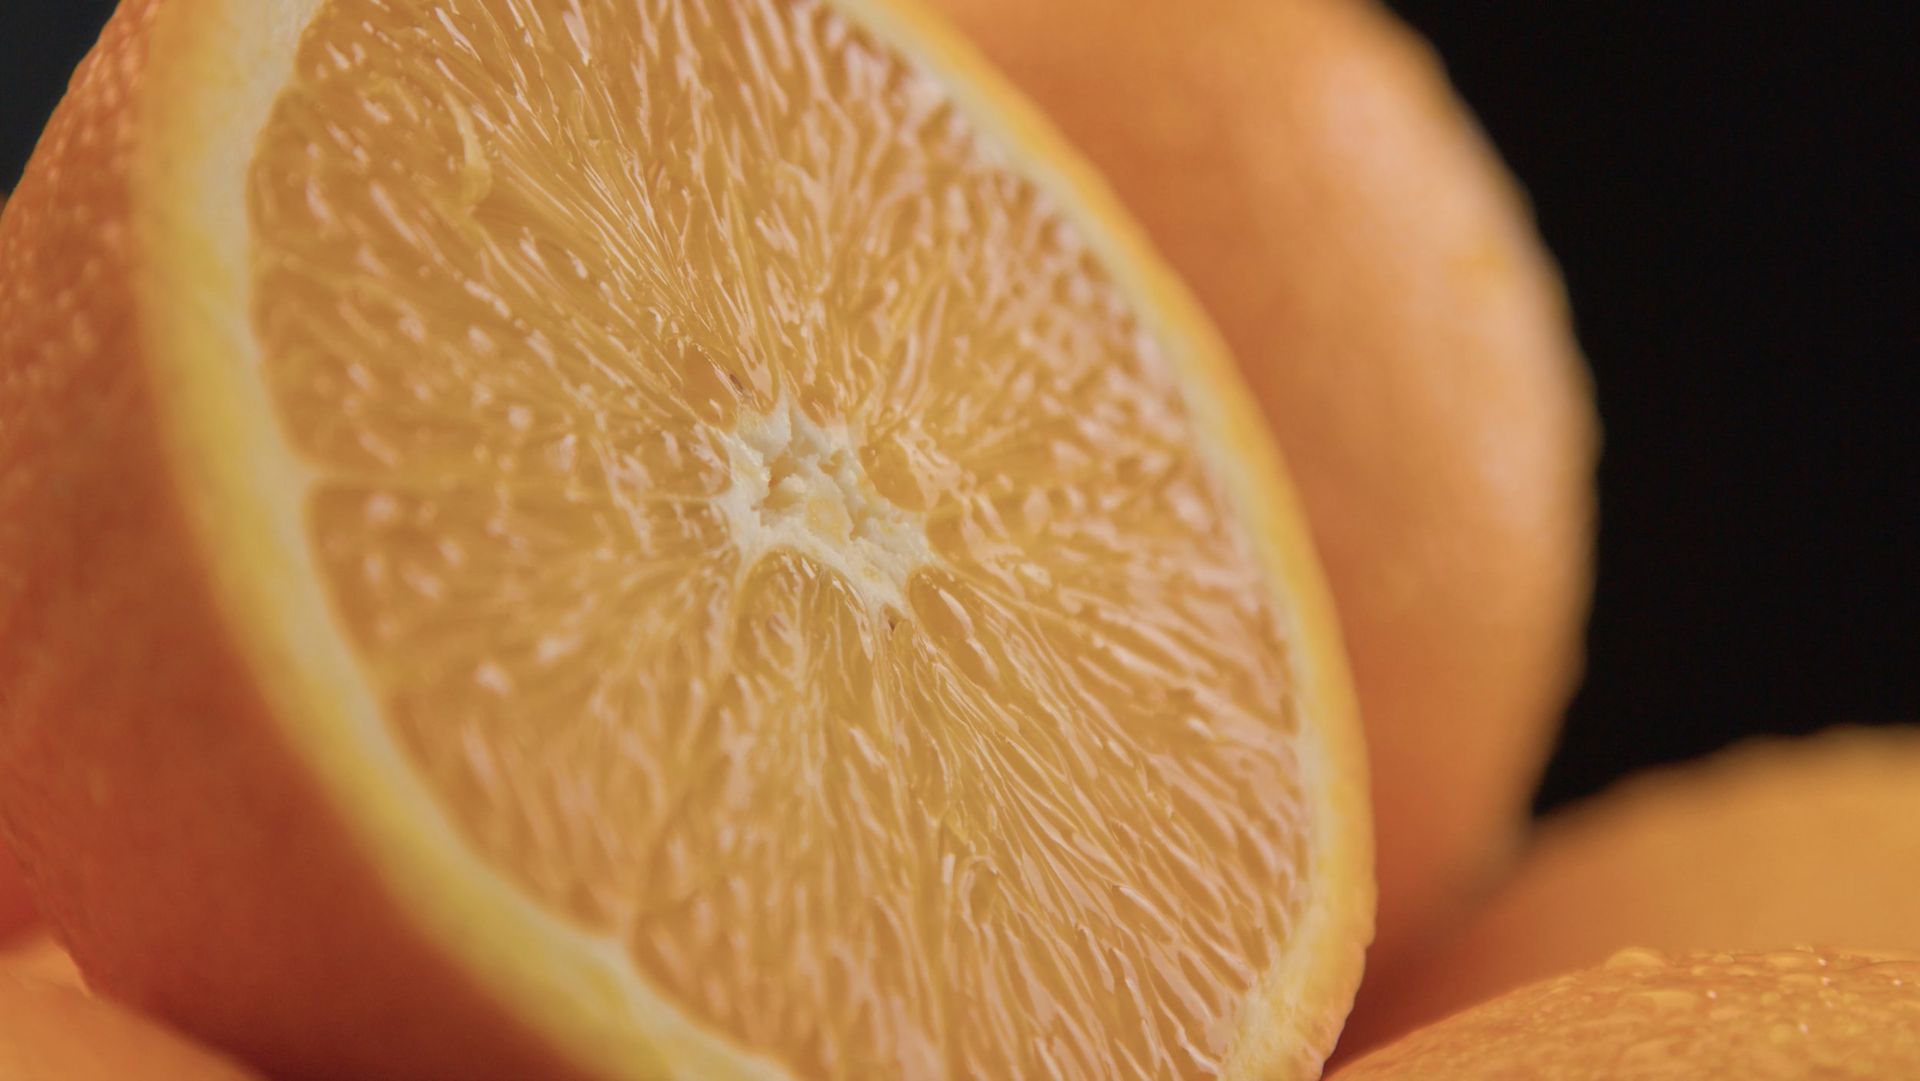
[0,190,31,948]
[0,973,267,1081]
[0,4,589,1079]
[1329,947,1920,1080]
[1343,727,1920,1055]
[929,0,1598,969]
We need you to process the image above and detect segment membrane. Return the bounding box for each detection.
[251,0,1311,1075]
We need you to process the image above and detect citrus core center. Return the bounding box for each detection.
[720,406,930,610]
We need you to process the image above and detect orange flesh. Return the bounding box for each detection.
[249,0,1311,1075]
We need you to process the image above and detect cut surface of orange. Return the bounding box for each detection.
[0,1,1369,1078]
[1330,947,1920,1080]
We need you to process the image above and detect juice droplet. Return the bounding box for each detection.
[1604,946,1671,971]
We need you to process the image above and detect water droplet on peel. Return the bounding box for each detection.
[1605,947,1671,971]
[475,660,513,695]
[366,492,401,525]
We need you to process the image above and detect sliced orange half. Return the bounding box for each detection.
[0,0,1370,1078]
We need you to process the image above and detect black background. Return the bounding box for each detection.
[3,1,1913,813]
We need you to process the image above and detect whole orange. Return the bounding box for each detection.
[930,0,1599,965]
[1344,726,1920,1053]
[1332,946,1920,1080]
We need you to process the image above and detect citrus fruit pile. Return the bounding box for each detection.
[0,0,1910,1078]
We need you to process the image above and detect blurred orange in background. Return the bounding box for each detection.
[1331,946,1920,1080]
[1343,726,1920,1054]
